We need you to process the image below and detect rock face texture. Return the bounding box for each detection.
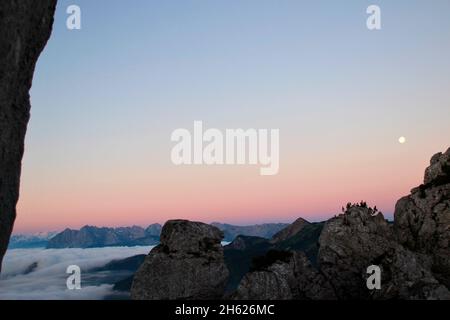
[394,148,450,288]
[0,0,57,271]
[235,251,336,300]
[318,206,395,299]
[318,206,449,299]
[131,220,229,300]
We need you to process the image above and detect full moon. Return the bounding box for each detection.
[398,136,406,144]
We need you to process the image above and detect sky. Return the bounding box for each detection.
[14,0,450,233]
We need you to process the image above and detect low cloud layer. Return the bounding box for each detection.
[0,246,154,300]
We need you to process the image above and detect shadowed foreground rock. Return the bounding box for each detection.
[0,0,57,272]
[131,220,229,299]
[235,251,336,300]
[395,148,450,289]
[318,206,449,299]
[317,206,395,299]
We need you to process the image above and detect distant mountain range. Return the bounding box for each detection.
[46,225,162,249]
[9,221,293,249]
[8,232,58,249]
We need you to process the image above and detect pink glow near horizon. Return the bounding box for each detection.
[14,140,445,234]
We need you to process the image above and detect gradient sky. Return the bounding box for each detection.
[15,0,450,233]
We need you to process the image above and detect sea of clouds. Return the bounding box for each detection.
[0,246,154,300]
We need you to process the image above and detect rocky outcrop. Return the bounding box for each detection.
[318,205,394,299]
[424,148,450,186]
[318,205,449,299]
[394,148,450,288]
[235,251,336,300]
[131,220,229,300]
[0,0,57,271]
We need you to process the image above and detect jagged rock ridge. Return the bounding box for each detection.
[394,147,450,289]
[317,205,449,299]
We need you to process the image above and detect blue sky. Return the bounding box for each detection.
[16,0,450,232]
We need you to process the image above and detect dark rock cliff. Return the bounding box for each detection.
[318,206,449,299]
[394,148,450,288]
[0,0,57,271]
